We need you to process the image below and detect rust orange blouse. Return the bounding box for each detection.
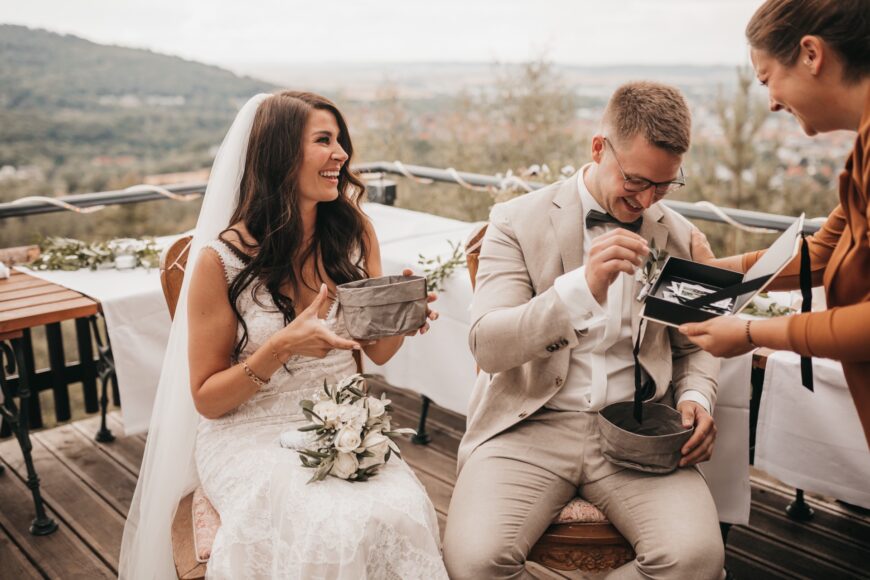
[742,91,870,446]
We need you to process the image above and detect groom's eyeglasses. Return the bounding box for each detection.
[603,138,686,196]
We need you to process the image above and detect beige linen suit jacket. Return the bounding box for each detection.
[458,174,720,470]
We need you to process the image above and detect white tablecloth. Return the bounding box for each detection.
[755,351,870,509]
[362,203,482,415]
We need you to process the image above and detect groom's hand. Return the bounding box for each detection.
[585,229,649,305]
[677,401,716,467]
[402,268,438,336]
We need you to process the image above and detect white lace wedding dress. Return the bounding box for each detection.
[193,240,448,579]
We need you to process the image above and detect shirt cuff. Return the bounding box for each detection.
[553,265,608,330]
[677,390,711,415]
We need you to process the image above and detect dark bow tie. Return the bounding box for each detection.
[585,209,643,233]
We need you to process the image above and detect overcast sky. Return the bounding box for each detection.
[1,0,763,68]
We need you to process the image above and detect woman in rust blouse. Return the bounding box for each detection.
[680,0,870,445]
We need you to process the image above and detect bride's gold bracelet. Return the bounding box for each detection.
[270,341,294,373]
[242,361,269,389]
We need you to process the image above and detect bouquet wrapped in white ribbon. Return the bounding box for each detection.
[294,374,415,483]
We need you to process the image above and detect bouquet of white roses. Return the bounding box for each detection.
[296,374,415,483]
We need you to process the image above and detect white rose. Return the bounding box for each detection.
[338,404,366,430]
[359,432,390,469]
[367,397,386,418]
[330,452,359,479]
[334,426,362,453]
[313,400,339,427]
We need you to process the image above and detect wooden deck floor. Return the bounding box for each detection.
[1,380,868,579]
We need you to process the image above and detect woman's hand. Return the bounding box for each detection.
[690,227,717,265]
[402,268,438,337]
[273,284,361,359]
[679,316,754,358]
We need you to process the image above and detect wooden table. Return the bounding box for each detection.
[0,270,103,535]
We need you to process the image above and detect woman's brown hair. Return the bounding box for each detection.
[746,0,870,83]
[224,91,369,361]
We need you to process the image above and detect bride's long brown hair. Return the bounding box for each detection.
[223,91,369,361]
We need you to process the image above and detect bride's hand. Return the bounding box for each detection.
[403,268,438,336]
[273,284,361,359]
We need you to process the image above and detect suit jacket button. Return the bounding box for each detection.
[559,338,568,346]
[546,345,556,352]
[555,377,563,386]
[518,411,528,418]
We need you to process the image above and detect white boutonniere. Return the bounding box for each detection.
[635,239,668,301]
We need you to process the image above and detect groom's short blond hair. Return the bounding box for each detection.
[602,81,691,155]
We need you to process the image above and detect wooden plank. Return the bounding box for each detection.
[725,549,797,580]
[390,405,460,459]
[396,437,457,486]
[746,500,870,574]
[71,414,145,476]
[0,532,45,579]
[750,480,870,543]
[0,290,83,310]
[0,297,99,333]
[0,436,126,573]
[0,285,73,303]
[0,448,114,579]
[374,378,467,434]
[0,278,54,293]
[727,525,859,580]
[33,423,138,517]
[402,456,453,517]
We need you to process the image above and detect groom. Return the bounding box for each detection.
[444,81,725,579]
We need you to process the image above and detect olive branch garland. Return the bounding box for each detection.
[27,236,161,271]
[416,240,466,293]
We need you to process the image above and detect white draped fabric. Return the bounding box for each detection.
[755,351,870,509]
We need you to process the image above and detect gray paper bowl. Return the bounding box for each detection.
[597,402,694,474]
[337,275,427,340]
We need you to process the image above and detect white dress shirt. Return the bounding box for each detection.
[547,164,710,413]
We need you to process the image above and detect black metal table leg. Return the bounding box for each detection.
[412,395,432,445]
[0,338,58,535]
[786,488,815,521]
[89,315,116,443]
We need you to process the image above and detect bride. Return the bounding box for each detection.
[119,91,448,579]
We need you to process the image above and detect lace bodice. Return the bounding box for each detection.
[198,239,358,430]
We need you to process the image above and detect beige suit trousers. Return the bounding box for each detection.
[443,408,725,580]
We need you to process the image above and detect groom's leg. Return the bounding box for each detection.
[443,442,576,580]
[580,467,724,580]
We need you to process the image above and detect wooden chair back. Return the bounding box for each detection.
[160,236,194,321]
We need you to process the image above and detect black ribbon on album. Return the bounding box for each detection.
[798,235,814,391]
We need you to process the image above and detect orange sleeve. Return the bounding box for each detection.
[786,302,870,363]
[739,205,847,291]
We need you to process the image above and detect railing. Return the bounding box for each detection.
[1,161,820,234]
[0,161,821,435]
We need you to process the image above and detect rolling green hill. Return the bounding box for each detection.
[0,24,275,174]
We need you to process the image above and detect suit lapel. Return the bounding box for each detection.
[632,203,669,344]
[549,176,583,276]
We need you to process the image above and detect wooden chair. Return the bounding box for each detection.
[159,235,364,579]
[465,223,635,575]
[159,236,208,579]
